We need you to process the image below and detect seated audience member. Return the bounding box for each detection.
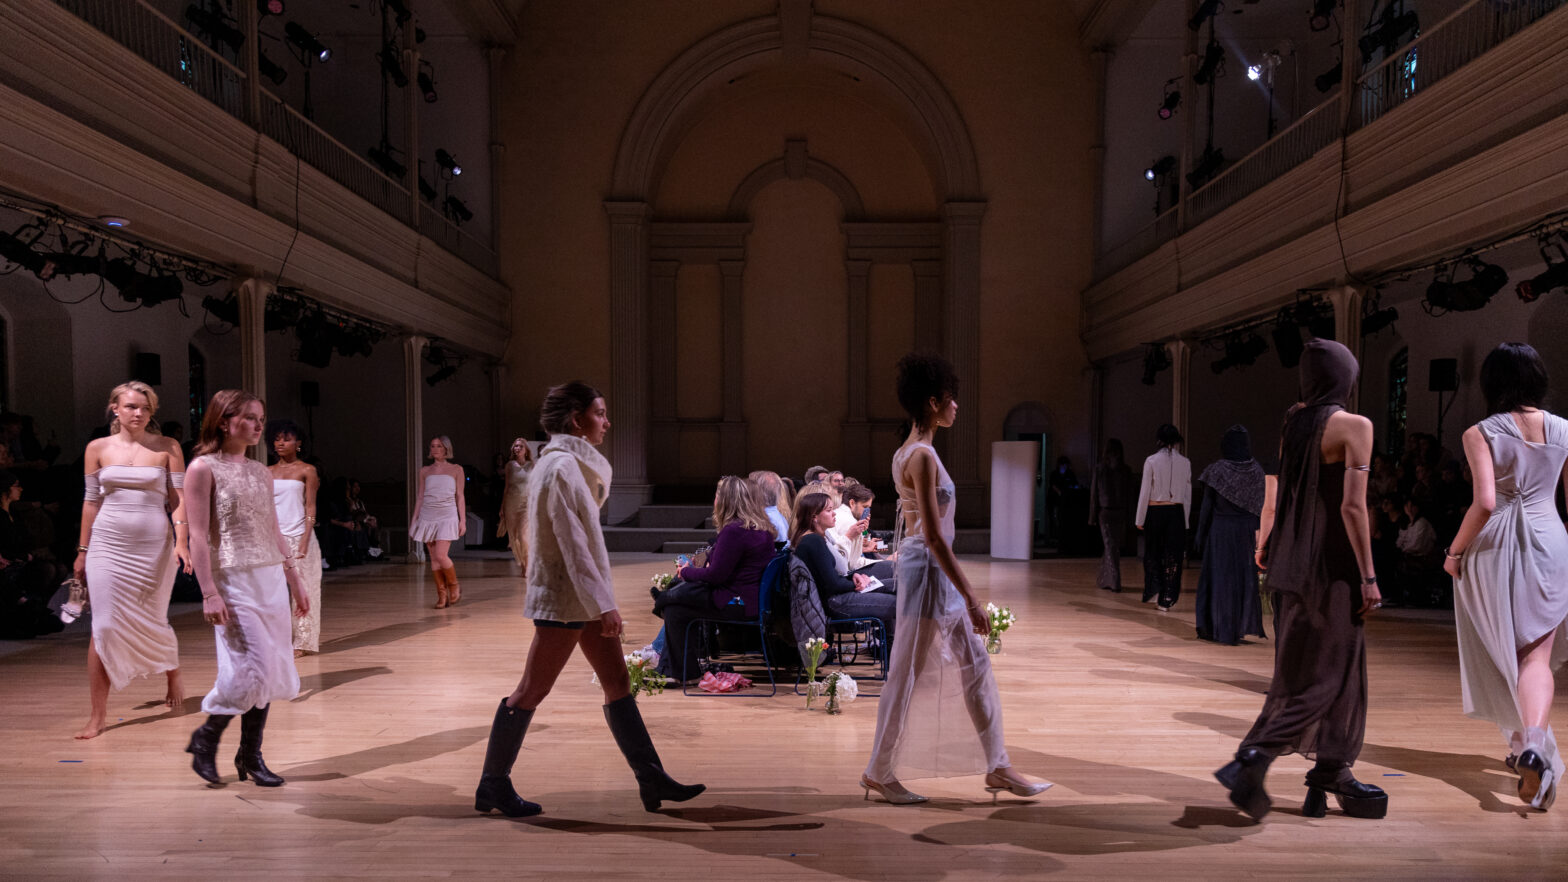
[1370,494,1406,599]
[791,491,895,646]
[1395,496,1444,606]
[653,477,778,683]
[1433,460,1471,539]
[326,477,380,566]
[1368,453,1399,502]
[827,470,846,492]
[0,471,63,639]
[803,465,829,487]
[830,481,897,587]
[748,470,793,546]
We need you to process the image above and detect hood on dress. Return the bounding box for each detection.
[540,433,612,507]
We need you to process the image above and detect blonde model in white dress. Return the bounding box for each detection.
[497,438,533,567]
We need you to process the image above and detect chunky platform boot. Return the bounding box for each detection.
[1214,747,1273,820]
[1302,762,1387,818]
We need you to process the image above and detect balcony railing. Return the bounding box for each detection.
[1098,207,1178,278]
[1188,94,1341,227]
[1355,0,1565,129]
[51,0,495,274]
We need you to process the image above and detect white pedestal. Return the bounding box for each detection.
[990,440,1039,560]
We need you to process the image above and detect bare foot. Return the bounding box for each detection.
[164,670,185,710]
[74,718,106,740]
[294,649,307,658]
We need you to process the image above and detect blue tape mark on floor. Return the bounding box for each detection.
[59,760,83,763]
[1383,773,1406,776]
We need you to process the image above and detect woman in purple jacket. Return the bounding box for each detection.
[654,477,778,683]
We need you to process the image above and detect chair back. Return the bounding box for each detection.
[757,550,790,621]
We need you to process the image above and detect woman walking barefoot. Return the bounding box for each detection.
[409,436,465,607]
[269,422,321,656]
[861,353,1050,805]
[474,382,704,817]
[183,390,309,786]
[75,381,191,739]
[1448,343,1568,810]
[496,437,533,568]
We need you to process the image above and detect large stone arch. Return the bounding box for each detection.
[603,1,985,522]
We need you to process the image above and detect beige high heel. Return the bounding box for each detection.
[860,774,928,805]
[984,771,1053,804]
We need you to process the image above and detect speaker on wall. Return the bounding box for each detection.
[1429,358,1458,392]
[300,380,320,407]
[132,352,162,386]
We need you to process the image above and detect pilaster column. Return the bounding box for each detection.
[1167,339,1192,447]
[404,334,428,551]
[1328,285,1367,411]
[943,201,986,523]
[236,278,270,462]
[718,259,748,476]
[912,260,943,353]
[605,201,651,523]
[841,259,873,481]
[648,260,680,483]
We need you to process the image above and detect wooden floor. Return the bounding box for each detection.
[4,554,1565,879]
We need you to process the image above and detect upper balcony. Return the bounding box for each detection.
[0,0,508,353]
[1085,0,1568,359]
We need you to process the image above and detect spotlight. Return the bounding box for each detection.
[367,143,406,181]
[426,364,458,386]
[378,42,408,87]
[1194,40,1225,86]
[1272,314,1304,368]
[443,195,473,225]
[1158,89,1182,120]
[1358,4,1419,64]
[0,230,46,277]
[185,4,244,53]
[35,247,101,280]
[202,293,240,326]
[257,0,284,17]
[1140,343,1171,386]
[295,313,335,368]
[1362,305,1399,336]
[99,216,130,228]
[1314,62,1343,93]
[435,148,461,177]
[1211,334,1269,374]
[1188,0,1223,31]
[1246,64,1262,82]
[258,50,287,85]
[1516,261,1568,303]
[1426,259,1508,313]
[1145,155,1176,182]
[285,21,330,62]
[104,258,183,306]
[1185,145,1225,190]
[1309,0,1336,31]
[417,68,438,103]
[264,296,305,332]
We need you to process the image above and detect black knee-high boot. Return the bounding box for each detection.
[475,699,543,817]
[186,714,233,784]
[603,694,705,812]
[234,705,285,786]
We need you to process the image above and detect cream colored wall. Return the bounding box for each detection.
[498,1,1097,502]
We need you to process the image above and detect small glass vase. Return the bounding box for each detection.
[986,631,1003,655]
[825,689,841,715]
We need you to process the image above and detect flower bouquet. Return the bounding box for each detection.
[802,637,827,708]
[985,602,1015,654]
[820,670,857,715]
[625,647,668,697]
[651,572,676,591]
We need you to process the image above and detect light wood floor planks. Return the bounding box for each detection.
[2,553,1564,879]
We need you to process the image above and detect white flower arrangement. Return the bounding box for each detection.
[651,572,676,591]
[812,670,858,714]
[625,647,668,696]
[803,637,828,708]
[985,602,1016,654]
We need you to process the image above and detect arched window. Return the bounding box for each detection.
[1386,347,1408,456]
[188,344,206,429]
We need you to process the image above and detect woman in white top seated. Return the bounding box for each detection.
[1136,423,1193,611]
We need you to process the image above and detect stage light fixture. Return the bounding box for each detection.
[1211,334,1269,374]
[426,364,458,386]
[1426,258,1508,313]
[1145,155,1176,183]
[36,246,101,280]
[1362,305,1399,336]
[202,293,240,326]
[367,143,406,181]
[285,21,330,62]
[1188,0,1223,31]
[1246,64,1261,81]
[1272,314,1304,368]
[264,296,305,332]
[1194,40,1225,86]
[418,68,438,103]
[1185,145,1226,190]
[1314,62,1343,93]
[258,0,284,17]
[185,4,245,53]
[1516,260,1568,303]
[1158,89,1182,120]
[1140,344,1171,386]
[0,230,49,277]
[1307,310,1337,340]
[1309,0,1337,31]
[258,50,287,85]
[1358,4,1419,64]
[105,258,183,306]
[377,42,408,87]
[443,195,473,225]
[295,313,335,368]
[435,149,462,177]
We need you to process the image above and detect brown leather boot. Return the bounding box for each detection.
[445,567,461,605]
[432,567,450,609]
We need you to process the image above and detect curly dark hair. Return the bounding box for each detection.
[539,381,604,435]
[267,419,305,448]
[895,352,959,433]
